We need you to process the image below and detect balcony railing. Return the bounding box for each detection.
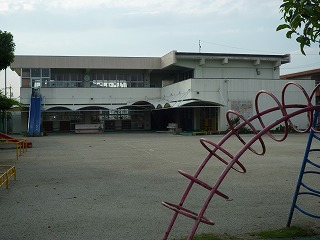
[42,81,83,88]
[26,79,145,88]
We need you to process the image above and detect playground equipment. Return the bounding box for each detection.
[0,133,29,160]
[28,87,42,137]
[0,165,16,189]
[287,110,320,227]
[28,96,42,137]
[162,82,320,240]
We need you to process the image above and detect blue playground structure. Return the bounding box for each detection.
[27,93,42,137]
[287,110,320,226]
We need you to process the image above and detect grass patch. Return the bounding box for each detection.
[254,226,317,239]
[177,233,241,240]
[177,226,319,239]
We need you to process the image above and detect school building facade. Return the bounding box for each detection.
[10,51,315,133]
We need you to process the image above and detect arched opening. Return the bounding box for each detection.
[42,106,74,132]
[114,101,154,130]
[151,100,222,132]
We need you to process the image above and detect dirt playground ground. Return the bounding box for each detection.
[1,132,319,239]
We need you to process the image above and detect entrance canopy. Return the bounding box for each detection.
[128,99,224,110]
[43,99,224,112]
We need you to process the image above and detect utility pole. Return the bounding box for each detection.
[5,68,7,97]
[9,85,12,98]
[4,68,7,134]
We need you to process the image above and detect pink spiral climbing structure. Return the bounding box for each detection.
[162,82,320,240]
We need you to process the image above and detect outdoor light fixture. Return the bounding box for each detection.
[256,68,261,75]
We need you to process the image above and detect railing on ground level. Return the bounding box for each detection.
[0,166,17,189]
[0,138,27,160]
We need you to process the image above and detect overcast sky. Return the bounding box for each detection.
[0,0,319,98]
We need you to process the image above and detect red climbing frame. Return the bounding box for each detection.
[162,82,320,240]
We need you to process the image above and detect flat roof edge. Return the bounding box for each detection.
[176,52,291,64]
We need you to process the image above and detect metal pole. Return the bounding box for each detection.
[5,68,7,97]
[4,68,7,134]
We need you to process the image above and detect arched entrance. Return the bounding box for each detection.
[123,101,154,130]
[42,106,73,132]
[151,100,222,132]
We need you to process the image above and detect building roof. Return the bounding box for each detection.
[11,50,291,72]
[11,55,163,70]
[281,68,320,79]
[176,52,290,64]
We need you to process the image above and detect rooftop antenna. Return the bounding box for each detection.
[199,40,201,53]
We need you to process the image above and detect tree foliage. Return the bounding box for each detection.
[277,0,320,55]
[0,93,20,111]
[0,30,15,71]
[0,91,21,132]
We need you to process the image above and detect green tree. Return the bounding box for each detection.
[276,0,320,55]
[0,30,15,71]
[0,91,21,132]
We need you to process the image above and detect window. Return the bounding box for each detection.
[41,78,50,87]
[22,68,30,77]
[130,73,144,88]
[42,69,50,77]
[90,71,145,88]
[108,109,130,120]
[31,69,41,77]
[22,68,52,88]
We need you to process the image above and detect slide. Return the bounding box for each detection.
[27,96,42,137]
[0,132,32,148]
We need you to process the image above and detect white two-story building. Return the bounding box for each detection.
[10,50,315,133]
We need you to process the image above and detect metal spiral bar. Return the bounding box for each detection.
[162,82,320,240]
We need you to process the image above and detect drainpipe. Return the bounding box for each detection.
[224,79,229,108]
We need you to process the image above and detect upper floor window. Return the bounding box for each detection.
[21,68,51,88]
[21,69,145,88]
[92,72,144,88]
